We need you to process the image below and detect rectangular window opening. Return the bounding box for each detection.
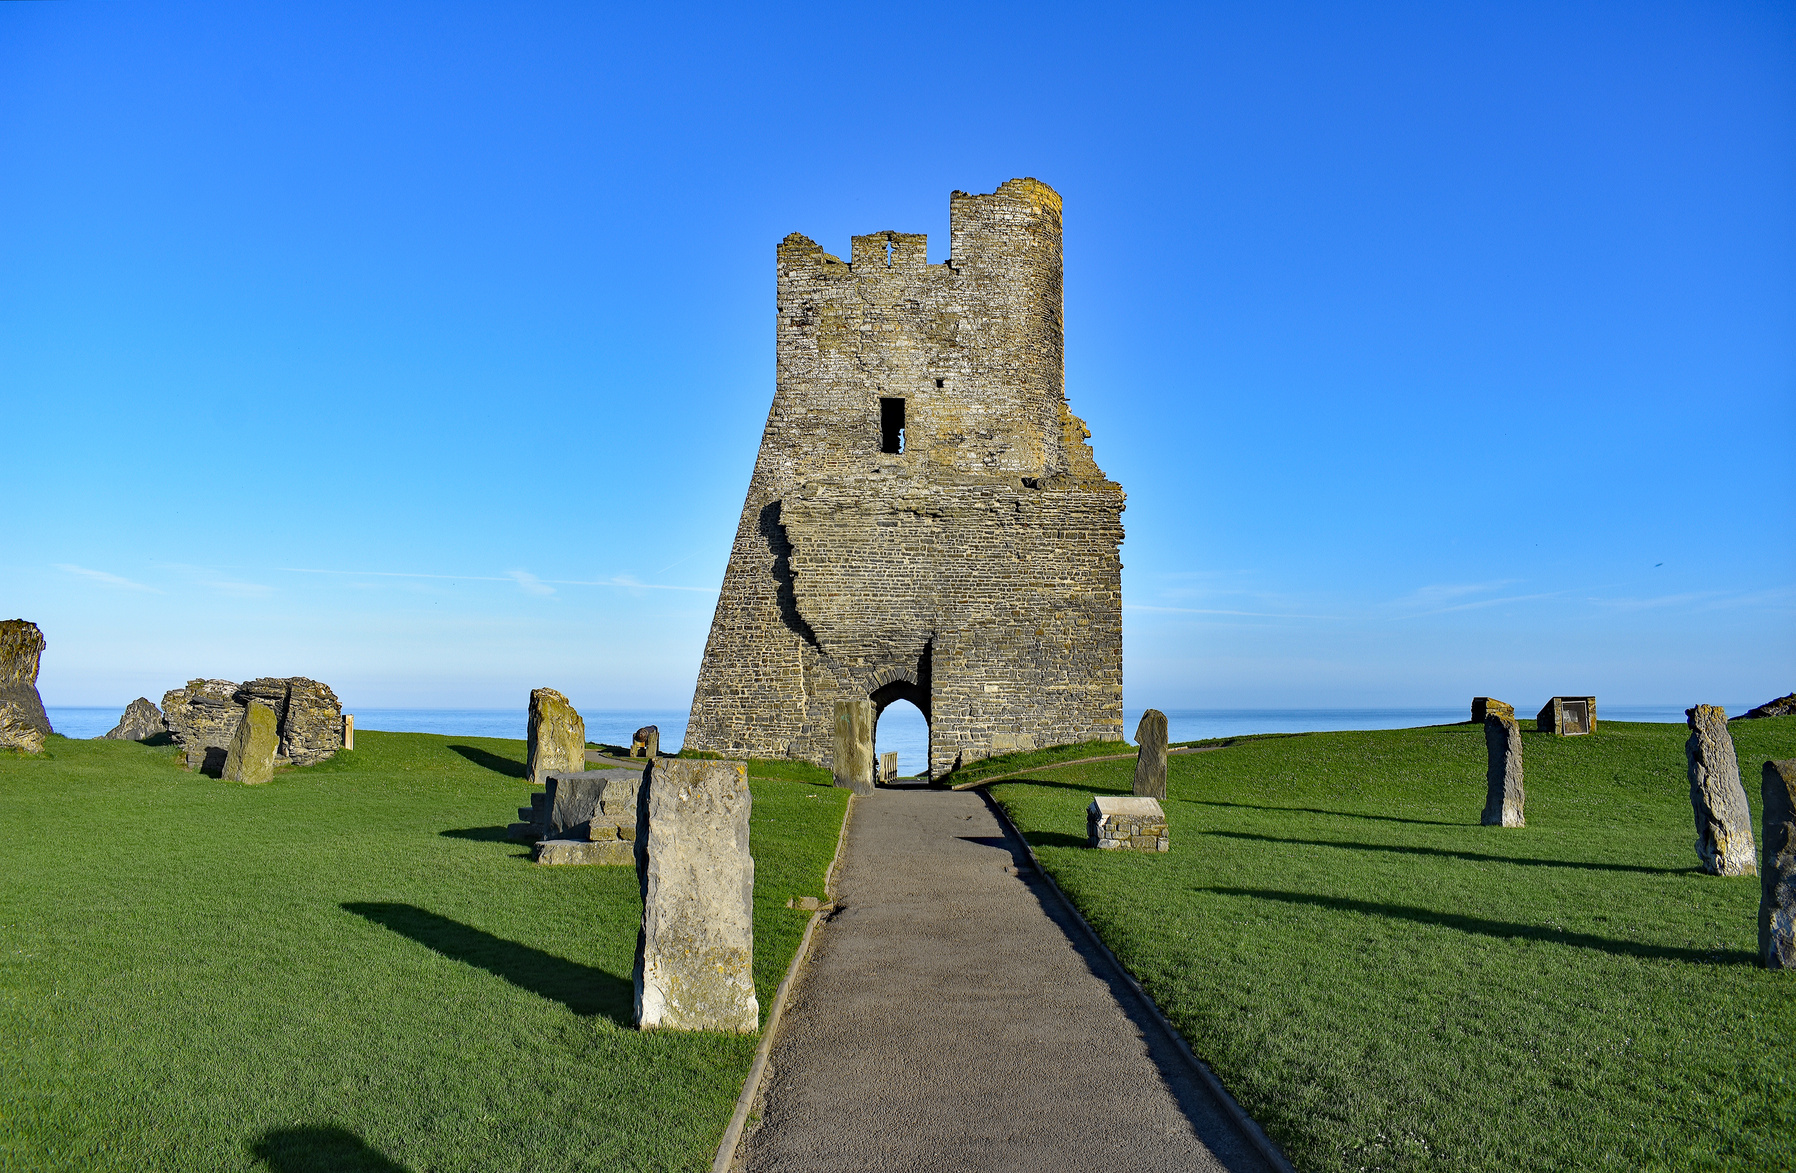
[880,397,906,454]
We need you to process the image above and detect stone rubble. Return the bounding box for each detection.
[1088,795,1169,852]
[103,697,166,741]
[0,619,52,754]
[1687,704,1756,876]
[634,758,759,1032]
[1481,708,1525,828]
[526,688,585,786]
[1131,709,1168,799]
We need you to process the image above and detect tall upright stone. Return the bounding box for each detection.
[0,619,52,754]
[832,699,874,795]
[222,702,279,785]
[684,180,1126,781]
[1481,709,1525,827]
[527,688,585,786]
[103,698,166,741]
[633,758,758,1032]
[1132,708,1168,799]
[1760,759,1796,970]
[1687,704,1756,876]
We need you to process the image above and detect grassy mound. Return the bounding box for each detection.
[989,717,1796,1173]
[0,731,846,1172]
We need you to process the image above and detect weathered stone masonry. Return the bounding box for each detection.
[686,179,1126,778]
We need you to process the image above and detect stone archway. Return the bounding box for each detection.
[869,679,931,783]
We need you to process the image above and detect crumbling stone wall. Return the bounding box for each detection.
[163,676,342,770]
[686,179,1126,777]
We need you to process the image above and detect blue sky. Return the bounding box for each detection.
[2,1,1790,713]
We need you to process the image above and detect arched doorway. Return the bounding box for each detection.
[870,681,930,783]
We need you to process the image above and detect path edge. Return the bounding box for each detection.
[712,790,858,1173]
[981,790,1299,1173]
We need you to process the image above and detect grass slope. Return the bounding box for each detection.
[989,717,1796,1173]
[0,731,845,1173]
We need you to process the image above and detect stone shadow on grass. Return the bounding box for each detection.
[342,902,634,1024]
[1208,888,1755,965]
[438,825,514,842]
[251,1126,410,1172]
[1022,831,1090,849]
[448,744,528,779]
[1202,830,1693,875]
[1188,798,1463,827]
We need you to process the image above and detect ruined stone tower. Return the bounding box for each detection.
[686,179,1125,778]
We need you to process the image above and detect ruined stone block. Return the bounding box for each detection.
[163,679,244,772]
[1088,796,1169,852]
[682,181,1125,781]
[236,677,342,765]
[526,687,584,786]
[1132,709,1168,799]
[1481,711,1525,827]
[832,699,874,795]
[634,758,758,1032]
[104,697,166,741]
[540,768,644,843]
[535,839,634,866]
[222,703,279,785]
[1688,704,1756,876]
[1760,759,1796,970]
[1537,696,1596,735]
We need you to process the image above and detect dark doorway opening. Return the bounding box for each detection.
[880,397,905,454]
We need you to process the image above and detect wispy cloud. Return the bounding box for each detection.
[54,564,160,593]
[1391,581,1519,609]
[201,579,274,597]
[1124,604,1341,620]
[552,574,715,593]
[1395,591,1563,618]
[280,567,713,593]
[506,569,555,596]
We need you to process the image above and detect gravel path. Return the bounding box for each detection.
[735,786,1277,1173]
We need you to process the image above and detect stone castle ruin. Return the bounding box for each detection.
[685,179,1125,778]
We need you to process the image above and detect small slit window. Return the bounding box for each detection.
[880,397,905,454]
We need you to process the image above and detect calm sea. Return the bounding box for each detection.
[45,702,1730,780]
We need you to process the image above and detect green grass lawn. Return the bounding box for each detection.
[987,717,1796,1173]
[0,731,846,1173]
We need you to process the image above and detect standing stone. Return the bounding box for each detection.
[631,725,661,758]
[1687,705,1756,876]
[1481,710,1525,827]
[1131,709,1168,799]
[222,702,279,784]
[633,758,758,1032]
[0,619,52,754]
[162,679,245,772]
[832,699,874,795]
[526,688,585,786]
[103,698,166,741]
[1760,760,1796,970]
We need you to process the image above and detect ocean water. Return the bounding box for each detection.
[46,702,1736,781]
